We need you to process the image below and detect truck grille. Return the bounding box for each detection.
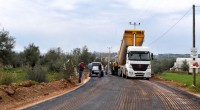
[131,64,148,71]
[135,73,145,76]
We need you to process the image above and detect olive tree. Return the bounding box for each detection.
[0,29,15,65]
[23,43,40,68]
[44,47,65,72]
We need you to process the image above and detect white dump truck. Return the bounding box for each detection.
[118,30,153,79]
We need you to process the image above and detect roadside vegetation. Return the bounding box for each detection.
[0,68,26,85]
[0,28,96,85]
[159,72,200,93]
[151,57,200,93]
[151,59,175,74]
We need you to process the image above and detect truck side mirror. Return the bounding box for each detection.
[151,53,154,60]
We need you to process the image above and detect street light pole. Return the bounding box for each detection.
[129,22,140,46]
[129,22,140,29]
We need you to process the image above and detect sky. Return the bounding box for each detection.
[0,0,200,54]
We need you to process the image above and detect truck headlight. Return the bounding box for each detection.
[128,65,132,69]
[129,72,133,75]
[148,64,151,69]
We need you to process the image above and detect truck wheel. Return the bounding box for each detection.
[126,75,129,79]
[146,78,149,80]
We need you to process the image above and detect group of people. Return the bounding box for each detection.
[78,61,109,83]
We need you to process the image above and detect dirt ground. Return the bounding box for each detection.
[0,72,89,110]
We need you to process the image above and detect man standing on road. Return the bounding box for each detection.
[105,65,108,75]
[88,62,92,77]
[78,61,85,83]
[113,61,118,75]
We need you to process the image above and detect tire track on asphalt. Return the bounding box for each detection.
[24,75,200,110]
[141,80,200,110]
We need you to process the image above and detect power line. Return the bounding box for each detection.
[148,8,192,46]
[135,0,157,21]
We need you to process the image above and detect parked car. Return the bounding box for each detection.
[91,62,104,77]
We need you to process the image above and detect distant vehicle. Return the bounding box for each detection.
[91,62,104,77]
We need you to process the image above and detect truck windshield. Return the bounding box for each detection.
[128,51,150,61]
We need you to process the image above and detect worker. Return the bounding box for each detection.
[113,61,118,75]
[88,62,93,77]
[110,62,114,75]
[78,61,85,83]
[105,65,108,75]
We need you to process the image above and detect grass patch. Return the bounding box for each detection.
[46,72,63,82]
[0,67,69,84]
[160,72,200,92]
[0,72,14,85]
[0,68,26,84]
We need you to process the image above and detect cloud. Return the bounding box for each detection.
[0,0,200,54]
[122,0,196,13]
[48,0,77,11]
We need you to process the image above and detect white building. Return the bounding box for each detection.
[171,58,200,73]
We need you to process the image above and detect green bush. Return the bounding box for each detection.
[46,72,63,82]
[0,73,13,85]
[26,66,47,83]
[181,60,189,72]
[48,60,62,72]
[152,59,174,74]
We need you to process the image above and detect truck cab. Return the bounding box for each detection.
[124,46,151,79]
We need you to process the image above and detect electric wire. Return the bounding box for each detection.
[135,0,156,21]
[148,8,192,46]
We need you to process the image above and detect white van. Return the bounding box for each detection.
[92,62,104,77]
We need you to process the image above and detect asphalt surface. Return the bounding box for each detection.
[23,75,200,110]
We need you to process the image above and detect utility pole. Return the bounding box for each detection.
[192,4,196,86]
[129,22,140,46]
[129,22,140,29]
[108,47,111,73]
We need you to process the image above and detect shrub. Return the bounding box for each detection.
[0,73,13,85]
[181,60,189,72]
[48,60,62,72]
[26,65,47,83]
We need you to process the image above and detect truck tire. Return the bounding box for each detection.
[126,74,129,79]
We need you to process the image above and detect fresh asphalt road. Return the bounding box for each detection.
[23,75,200,110]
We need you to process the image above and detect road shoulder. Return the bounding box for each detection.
[16,77,91,110]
